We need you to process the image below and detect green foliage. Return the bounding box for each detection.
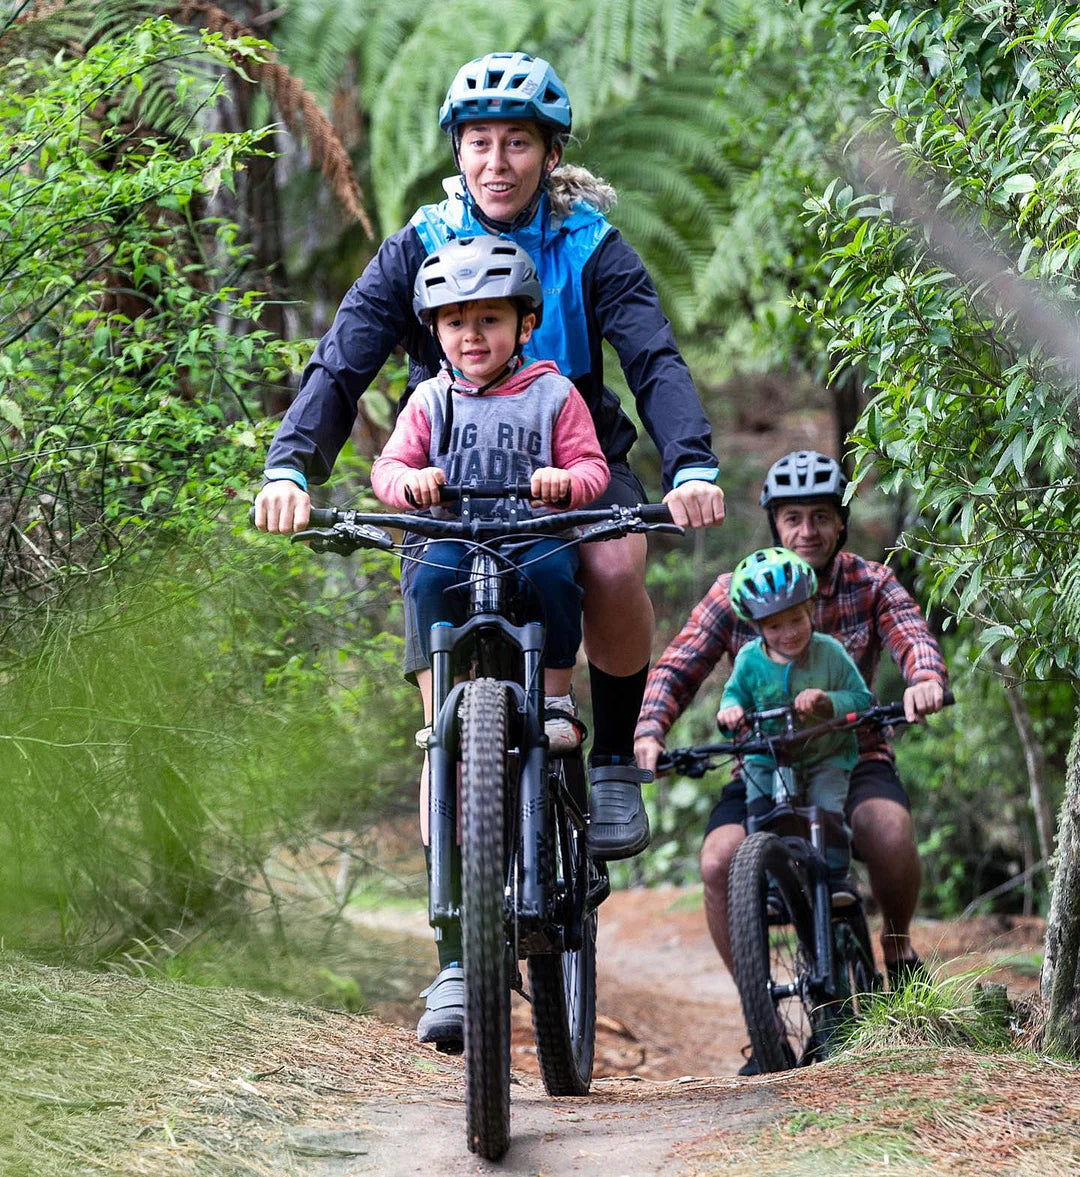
[803,2,1080,679]
[0,17,303,623]
[0,528,417,958]
[894,635,1068,915]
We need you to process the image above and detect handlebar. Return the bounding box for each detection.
[250,486,680,553]
[657,690,955,778]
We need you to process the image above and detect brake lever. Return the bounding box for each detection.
[291,522,394,554]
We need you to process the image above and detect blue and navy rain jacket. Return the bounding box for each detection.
[264,179,718,492]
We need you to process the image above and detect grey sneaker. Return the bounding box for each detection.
[544,694,584,755]
[586,762,652,860]
[417,964,464,1052]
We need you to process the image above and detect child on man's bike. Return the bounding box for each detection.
[719,547,873,896]
[370,234,609,1046]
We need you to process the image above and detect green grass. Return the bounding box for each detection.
[840,965,1015,1052]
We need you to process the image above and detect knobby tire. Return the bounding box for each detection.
[461,679,511,1160]
[528,754,597,1095]
[728,831,819,1072]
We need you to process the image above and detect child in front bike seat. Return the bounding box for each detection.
[370,235,610,1047]
[719,547,874,901]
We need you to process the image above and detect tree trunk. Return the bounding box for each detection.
[1041,708,1080,1056]
[1003,680,1056,862]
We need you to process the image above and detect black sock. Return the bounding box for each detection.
[424,844,463,969]
[587,662,648,766]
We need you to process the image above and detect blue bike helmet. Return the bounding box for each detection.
[439,52,572,134]
[729,547,818,623]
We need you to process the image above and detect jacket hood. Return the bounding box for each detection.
[546,165,617,218]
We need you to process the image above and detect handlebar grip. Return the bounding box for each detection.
[943,688,955,707]
[248,504,339,528]
[638,504,674,524]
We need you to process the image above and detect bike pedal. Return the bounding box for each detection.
[434,1039,464,1056]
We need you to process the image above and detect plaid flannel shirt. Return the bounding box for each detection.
[636,550,948,764]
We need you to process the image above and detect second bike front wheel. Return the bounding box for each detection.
[728,831,819,1072]
[528,754,597,1095]
[460,678,512,1161]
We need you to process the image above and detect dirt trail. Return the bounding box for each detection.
[350,886,1046,1175]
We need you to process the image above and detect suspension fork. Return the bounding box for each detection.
[807,802,836,992]
[516,621,549,921]
[427,623,463,929]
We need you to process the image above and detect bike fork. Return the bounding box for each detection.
[427,627,463,933]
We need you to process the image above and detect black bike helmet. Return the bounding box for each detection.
[760,450,850,549]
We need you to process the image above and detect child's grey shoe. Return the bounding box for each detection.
[544,693,585,754]
[586,762,652,860]
[416,964,464,1052]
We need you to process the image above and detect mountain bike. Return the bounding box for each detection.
[261,484,677,1160]
[658,693,953,1073]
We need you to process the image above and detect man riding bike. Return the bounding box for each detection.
[635,450,948,1059]
[254,51,726,865]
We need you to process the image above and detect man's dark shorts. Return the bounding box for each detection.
[400,462,648,676]
[704,757,911,841]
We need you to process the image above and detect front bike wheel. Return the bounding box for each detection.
[460,678,511,1161]
[728,831,820,1073]
[528,754,597,1096]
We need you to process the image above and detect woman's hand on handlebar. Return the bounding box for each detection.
[254,481,311,534]
[903,680,946,723]
[716,703,745,732]
[662,479,726,529]
[402,466,446,510]
[530,466,572,507]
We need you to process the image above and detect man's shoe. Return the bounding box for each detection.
[829,875,859,908]
[886,953,928,991]
[417,964,464,1052]
[586,762,652,860]
[737,1047,760,1076]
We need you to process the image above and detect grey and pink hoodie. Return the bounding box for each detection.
[371,359,610,513]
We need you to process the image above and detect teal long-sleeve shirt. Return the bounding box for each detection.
[719,632,874,771]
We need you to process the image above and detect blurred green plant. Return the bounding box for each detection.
[0,525,418,960]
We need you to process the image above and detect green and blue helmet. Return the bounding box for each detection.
[729,547,817,623]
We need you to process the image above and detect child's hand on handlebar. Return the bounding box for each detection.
[531,466,572,506]
[793,688,832,720]
[716,704,745,732]
[403,467,446,509]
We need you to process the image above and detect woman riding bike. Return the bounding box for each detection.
[254,50,726,865]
